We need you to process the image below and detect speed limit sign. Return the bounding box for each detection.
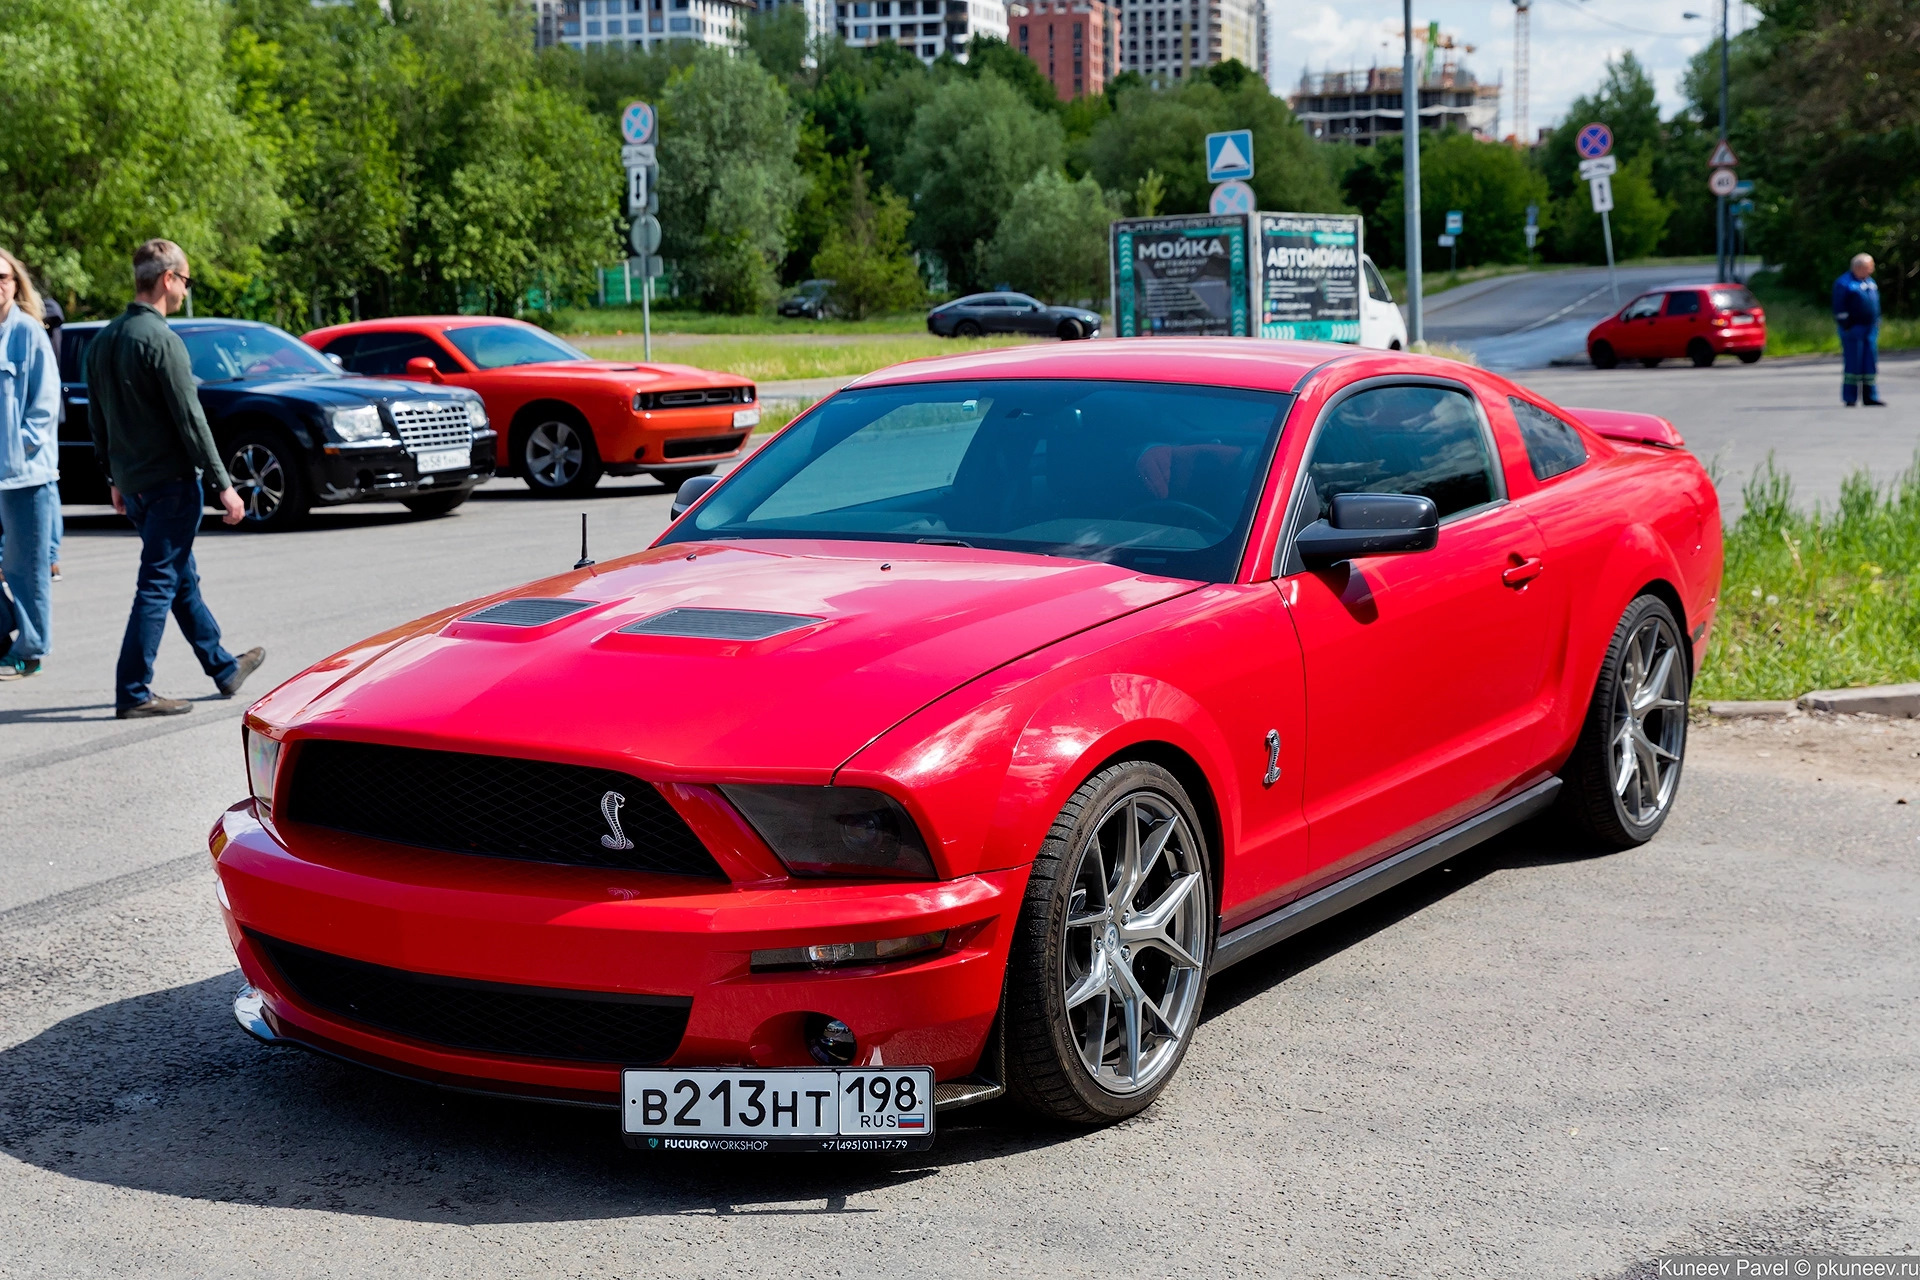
[1708,167,1738,197]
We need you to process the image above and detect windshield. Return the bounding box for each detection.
[442,324,587,369]
[178,324,338,383]
[660,379,1292,582]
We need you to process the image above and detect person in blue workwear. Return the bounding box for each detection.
[0,245,62,680]
[1832,253,1884,407]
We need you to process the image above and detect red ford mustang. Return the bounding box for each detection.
[304,317,758,496]
[213,340,1721,1148]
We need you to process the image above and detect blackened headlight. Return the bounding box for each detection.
[720,785,936,879]
[327,405,385,442]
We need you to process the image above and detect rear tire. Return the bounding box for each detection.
[1736,350,1762,365]
[954,319,983,338]
[1006,761,1213,1125]
[517,412,602,497]
[1688,338,1716,368]
[1557,595,1691,850]
[403,491,469,518]
[224,425,311,531]
[1590,341,1618,370]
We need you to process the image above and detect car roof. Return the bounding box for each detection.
[849,338,1363,395]
[308,316,541,337]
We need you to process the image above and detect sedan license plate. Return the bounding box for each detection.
[414,446,471,474]
[621,1067,935,1152]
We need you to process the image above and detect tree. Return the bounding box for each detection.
[980,169,1116,304]
[0,0,285,313]
[1377,132,1548,268]
[962,34,1060,114]
[895,73,1064,291]
[812,164,923,318]
[1551,151,1668,264]
[1540,53,1662,200]
[741,6,809,80]
[657,49,807,312]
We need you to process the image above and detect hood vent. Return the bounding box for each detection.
[462,598,595,627]
[619,607,822,641]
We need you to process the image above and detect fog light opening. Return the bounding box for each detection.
[805,1014,856,1066]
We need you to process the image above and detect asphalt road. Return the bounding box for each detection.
[1423,265,1726,371]
[2,375,1918,1276]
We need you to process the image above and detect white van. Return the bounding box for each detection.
[1360,254,1409,350]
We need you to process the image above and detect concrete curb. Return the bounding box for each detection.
[1707,700,1800,719]
[1797,682,1920,717]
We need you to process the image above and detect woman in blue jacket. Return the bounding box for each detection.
[1833,253,1884,407]
[0,247,61,679]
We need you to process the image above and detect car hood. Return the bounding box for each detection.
[255,540,1196,781]
[197,375,477,408]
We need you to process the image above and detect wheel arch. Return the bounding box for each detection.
[506,398,591,475]
[1082,738,1226,918]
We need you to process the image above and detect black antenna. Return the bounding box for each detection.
[574,513,595,570]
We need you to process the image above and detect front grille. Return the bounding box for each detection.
[254,932,691,1064]
[461,598,594,627]
[390,400,474,452]
[640,385,754,410]
[621,608,822,641]
[285,740,724,878]
[663,432,747,459]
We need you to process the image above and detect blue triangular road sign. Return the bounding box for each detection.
[1206,131,1254,182]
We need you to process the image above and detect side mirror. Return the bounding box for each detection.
[1294,493,1439,570]
[324,352,344,368]
[670,473,723,519]
[404,356,444,383]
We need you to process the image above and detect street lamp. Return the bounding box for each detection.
[1403,0,1423,345]
[1681,7,1731,282]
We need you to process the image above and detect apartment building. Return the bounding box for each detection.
[533,0,755,50]
[1289,67,1502,144]
[1115,0,1260,80]
[834,0,1008,64]
[1010,0,1114,99]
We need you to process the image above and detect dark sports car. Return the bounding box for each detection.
[928,293,1102,340]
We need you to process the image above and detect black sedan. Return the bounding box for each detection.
[59,318,495,530]
[927,293,1102,340]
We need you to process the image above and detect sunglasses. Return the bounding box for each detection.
[170,269,194,290]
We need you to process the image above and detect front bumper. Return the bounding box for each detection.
[315,431,498,505]
[209,802,1021,1108]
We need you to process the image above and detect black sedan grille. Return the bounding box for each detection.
[284,740,724,878]
[254,933,691,1064]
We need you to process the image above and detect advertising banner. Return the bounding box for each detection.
[1110,215,1251,338]
[1256,213,1363,342]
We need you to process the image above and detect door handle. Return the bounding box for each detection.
[1502,555,1545,587]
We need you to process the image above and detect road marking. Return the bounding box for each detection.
[1514,284,1612,334]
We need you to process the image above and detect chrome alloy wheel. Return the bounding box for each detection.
[230,443,286,522]
[1609,613,1688,825]
[524,419,584,488]
[1060,790,1208,1095]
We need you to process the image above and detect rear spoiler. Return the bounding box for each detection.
[1567,407,1686,449]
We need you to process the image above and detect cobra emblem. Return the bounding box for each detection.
[599,791,635,850]
[1263,730,1282,788]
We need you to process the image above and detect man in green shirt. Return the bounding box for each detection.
[87,239,263,718]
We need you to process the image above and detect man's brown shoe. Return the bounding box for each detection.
[218,647,266,699]
[117,697,194,719]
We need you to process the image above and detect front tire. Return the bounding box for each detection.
[225,426,311,531]
[517,413,602,497]
[1056,318,1084,341]
[1558,595,1691,849]
[1006,761,1213,1125]
[1590,341,1618,369]
[1688,338,1716,368]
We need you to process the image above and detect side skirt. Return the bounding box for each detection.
[1213,777,1562,973]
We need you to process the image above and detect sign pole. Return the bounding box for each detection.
[642,274,652,362]
[1402,0,1423,346]
[1601,209,1618,304]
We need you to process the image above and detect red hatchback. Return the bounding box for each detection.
[215,341,1721,1146]
[1587,284,1766,369]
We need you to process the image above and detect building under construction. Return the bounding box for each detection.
[1288,67,1501,145]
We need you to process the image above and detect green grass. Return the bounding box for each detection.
[1696,456,1920,701]
[586,333,1039,383]
[1746,271,1920,358]
[556,307,936,336]
[754,398,813,435]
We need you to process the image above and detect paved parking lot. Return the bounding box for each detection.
[2,366,1918,1277]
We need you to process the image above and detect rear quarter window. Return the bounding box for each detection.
[1508,398,1588,481]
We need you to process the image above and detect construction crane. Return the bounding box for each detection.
[1512,0,1531,146]
[1400,22,1476,85]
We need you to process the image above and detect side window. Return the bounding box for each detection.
[1621,294,1662,321]
[1362,258,1393,304]
[319,335,358,367]
[1664,290,1702,316]
[60,329,94,384]
[1507,397,1589,481]
[339,331,453,376]
[1305,385,1497,522]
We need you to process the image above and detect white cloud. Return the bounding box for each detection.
[1266,0,1757,136]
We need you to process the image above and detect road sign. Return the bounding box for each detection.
[622,144,655,166]
[1578,155,1617,180]
[1205,130,1254,182]
[1525,203,1539,228]
[1707,138,1738,168]
[1589,175,1614,214]
[621,101,656,147]
[1576,122,1613,159]
[1437,234,1456,248]
[1524,225,1539,249]
[1732,179,1755,196]
[1708,167,1739,197]
[629,214,662,256]
[1444,209,1463,235]
[628,165,654,216]
[1208,179,1255,215]
[634,254,664,279]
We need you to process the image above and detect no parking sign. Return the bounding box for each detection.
[1576,122,1613,160]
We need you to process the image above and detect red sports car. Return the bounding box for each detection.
[304,317,758,496]
[1586,283,1767,369]
[214,340,1721,1147]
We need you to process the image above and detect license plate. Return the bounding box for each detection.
[621,1067,936,1152]
[414,446,470,473]
[732,407,760,429]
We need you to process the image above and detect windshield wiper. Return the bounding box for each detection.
[915,537,973,548]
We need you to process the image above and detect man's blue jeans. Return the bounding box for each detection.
[117,476,238,711]
[0,481,56,661]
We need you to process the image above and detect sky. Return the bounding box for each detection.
[1265,1,1759,138]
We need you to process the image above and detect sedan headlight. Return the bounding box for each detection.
[465,399,489,429]
[244,727,282,814]
[720,785,936,879]
[327,405,385,442]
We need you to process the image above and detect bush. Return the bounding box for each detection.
[812,166,923,320]
[979,169,1116,305]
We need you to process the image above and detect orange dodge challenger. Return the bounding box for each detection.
[305,317,758,496]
